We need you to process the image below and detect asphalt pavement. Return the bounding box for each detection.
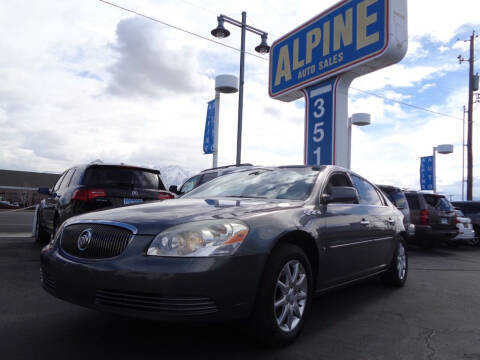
[1,235,480,360]
[0,209,35,234]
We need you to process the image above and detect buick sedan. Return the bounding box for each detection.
[40,165,408,345]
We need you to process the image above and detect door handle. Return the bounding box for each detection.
[388,218,396,225]
[360,219,370,226]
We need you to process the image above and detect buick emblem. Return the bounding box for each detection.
[77,228,93,251]
[131,190,139,197]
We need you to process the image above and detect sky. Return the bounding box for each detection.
[0,0,479,199]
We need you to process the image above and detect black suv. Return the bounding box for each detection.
[452,201,480,245]
[169,163,254,196]
[404,191,457,248]
[35,163,174,243]
[378,185,414,241]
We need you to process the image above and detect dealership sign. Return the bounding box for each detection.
[269,0,408,166]
[420,156,434,191]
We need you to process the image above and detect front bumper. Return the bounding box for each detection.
[453,228,476,241]
[40,235,267,322]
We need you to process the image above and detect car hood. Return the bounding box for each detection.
[66,197,304,235]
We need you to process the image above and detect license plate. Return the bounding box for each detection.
[441,218,448,224]
[124,198,143,205]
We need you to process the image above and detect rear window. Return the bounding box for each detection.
[423,195,453,212]
[405,193,420,210]
[381,188,408,209]
[452,202,480,215]
[83,166,164,190]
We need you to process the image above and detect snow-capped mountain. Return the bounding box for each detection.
[158,165,194,188]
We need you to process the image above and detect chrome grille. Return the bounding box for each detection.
[60,223,133,259]
[95,289,218,315]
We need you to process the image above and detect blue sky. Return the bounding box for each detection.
[0,0,479,199]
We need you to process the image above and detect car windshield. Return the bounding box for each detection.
[184,167,321,200]
[83,166,164,190]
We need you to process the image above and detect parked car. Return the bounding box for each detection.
[404,191,458,248]
[377,185,415,241]
[169,163,254,196]
[41,165,407,346]
[451,208,476,246]
[0,200,19,209]
[451,201,480,246]
[35,163,174,243]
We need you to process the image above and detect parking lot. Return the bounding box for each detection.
[1,229,480,359]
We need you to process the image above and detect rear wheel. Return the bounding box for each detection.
[34,211,50,244]
[249,244,312,346]
[381,238,408,287]
[471,226,480,246]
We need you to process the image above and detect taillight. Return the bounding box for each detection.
[158,192,175,200]
[420,210,429,225]
[72,188,107,201]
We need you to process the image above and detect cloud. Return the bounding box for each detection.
[107,17,207,98]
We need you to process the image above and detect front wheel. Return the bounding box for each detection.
[381,238,408,287]
[34,210,50,244]
[249,243,312,346]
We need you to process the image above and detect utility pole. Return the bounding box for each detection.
[458,31,478,200]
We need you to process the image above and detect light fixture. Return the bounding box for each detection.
[211,17,230,39]
[255,34,270,54]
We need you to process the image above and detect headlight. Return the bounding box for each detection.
[147,220,249,257]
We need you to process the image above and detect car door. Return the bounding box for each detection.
[320,171,372,285]
[350,174,396,272]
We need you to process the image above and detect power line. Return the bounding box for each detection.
[99,0,477,126]
[97,0,268,60]
[351,87,479,125]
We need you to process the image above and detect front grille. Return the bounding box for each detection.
[60,224,133,260]
[95,289,218,315]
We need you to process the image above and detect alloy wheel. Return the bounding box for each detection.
[397,243,407,280]
[274,260,308,333]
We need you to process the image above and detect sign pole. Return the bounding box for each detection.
[213,91,220,168]
[432,147,437,193]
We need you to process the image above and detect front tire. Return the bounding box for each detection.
[34,211,50,244]
[249,244,312,346]
[381,238,408,287]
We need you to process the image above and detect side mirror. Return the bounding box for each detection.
[169,185,179,194]
[324,187,358,204]
[38,187,51,196]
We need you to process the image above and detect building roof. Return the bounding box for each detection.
[0,169,61,189]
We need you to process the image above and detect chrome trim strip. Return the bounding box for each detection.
[329,236,393,249]
[63,219,138,234]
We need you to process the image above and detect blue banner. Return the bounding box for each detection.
[304,77,337,165]
[269,0,387,99]
[203,99,215,154]
[420,156,434,190]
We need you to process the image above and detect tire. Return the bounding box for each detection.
[381,238,408,287]
[249,243,313,347]
[471,227,480,246]
[34,211,51,244]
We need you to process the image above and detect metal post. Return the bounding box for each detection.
[236,11,246,166]
[462,105,466,200]
[466,31,475,200]
[212,91,220,168]
[347,117,352,169]
[433,147,437,193]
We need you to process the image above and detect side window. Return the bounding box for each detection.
[405,194,420,210]
[323,172,353,196]
[179,175,201,194]
[61,169,75,190]
[198,172,217,185]
[53,172,67,192]
[351,175,382,206]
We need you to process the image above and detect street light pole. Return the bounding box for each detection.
[236,12,246,166]
[432,144,454,193]
[211,13,270,166]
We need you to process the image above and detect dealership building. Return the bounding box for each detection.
[0,169,60,207]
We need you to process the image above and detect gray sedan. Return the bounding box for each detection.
[40,165,408,345]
